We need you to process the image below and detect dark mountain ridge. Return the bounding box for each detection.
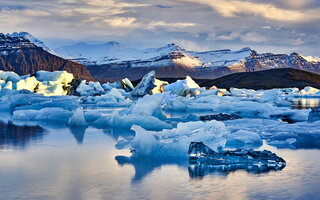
[200,68,320,90]
[0,33,94,81]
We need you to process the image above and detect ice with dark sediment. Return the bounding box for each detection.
[188,142,286,177]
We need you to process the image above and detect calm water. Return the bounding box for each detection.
[1,123,320,200]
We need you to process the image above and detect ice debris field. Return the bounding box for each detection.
[0,70,320,157]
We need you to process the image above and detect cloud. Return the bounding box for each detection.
[183,0,320,22]
[104,17,138,27]
[0,0,319,55]
[240,32,267,43]
[146,21,196,30]
[214,31,267,43]
[215,32,240,41]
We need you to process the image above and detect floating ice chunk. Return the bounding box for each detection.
[225,130,262,148]
[20,71,76,96]
[300,86,319,95]
[84,110,102,123]
[83,88,132,107]
[0,70,21,82]
[12,107,73,124]
[121,78,134,92]
[3,81,13,90]
[188,142,286,176]
[230,88,257,97]
[68,107,87,127]
[0,89,35,111]
[267,138,297,149]
[308,107,320,122]
[127,93,165,119]
[217,101,275,118]
[76,80,105,96]
[37,82,67,96]
[36,71,74,85]
[164,76,200,96]
[117,120,229,157]
[0,88,79,112]
[93,113,172,130]
[0,80,6,89]
[102,78,134,92]
[16,76,39,91]
[131,71,167,96]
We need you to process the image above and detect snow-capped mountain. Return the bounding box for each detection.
[56,41,320,81]
[0,32,94,81]
[8,32,57,55]
[2,31,319,82]
[56,42,251,69]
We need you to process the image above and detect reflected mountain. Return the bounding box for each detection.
[0,121,45,149]
[69,126,87,144]
[115,156,188,183]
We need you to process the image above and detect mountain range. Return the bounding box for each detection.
[56,40,320,82]
[0,32,94,81]
[1,32,320,84]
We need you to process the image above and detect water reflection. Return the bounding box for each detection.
[0,121,45,149]
[69,126,87,144]
[115,156,188,183]
[188,162,281,178]
[68,126,134,145]
[292,98,320,109]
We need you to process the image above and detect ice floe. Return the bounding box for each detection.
[0,70,320,154]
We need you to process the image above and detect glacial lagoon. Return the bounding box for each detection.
[1,106,320,200]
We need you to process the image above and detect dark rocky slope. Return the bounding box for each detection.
[0,33,94,81]
[200,68,320,90]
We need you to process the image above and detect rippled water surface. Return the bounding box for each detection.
[1,124,320,200]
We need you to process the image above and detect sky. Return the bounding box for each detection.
[1,0,320,56]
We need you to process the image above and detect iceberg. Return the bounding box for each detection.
[102,78,134,92]
[131,71,167,96]
[188,142,286,177]
[76,80,106,96]
[116,120,230,157]
[225,130,263,148]
[299,86,319,95]
[68,107,88,127]
[0,70,21,82]
[12,107,73,125]
[164,76,200,96]
[308,107,320,122]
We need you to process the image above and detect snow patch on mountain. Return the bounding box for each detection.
[302,55,320,63]
[8,32,57,55]
[55,42,251,69]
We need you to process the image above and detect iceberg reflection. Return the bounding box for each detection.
[0,121,45,149]
[115,156,188,183]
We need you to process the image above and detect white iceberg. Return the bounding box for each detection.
[164,76,200,96]
[76,80,106,96]
[116,120,230,157]
[131,71,167,96]
[225,130,263,148]
[68,107,88,127]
